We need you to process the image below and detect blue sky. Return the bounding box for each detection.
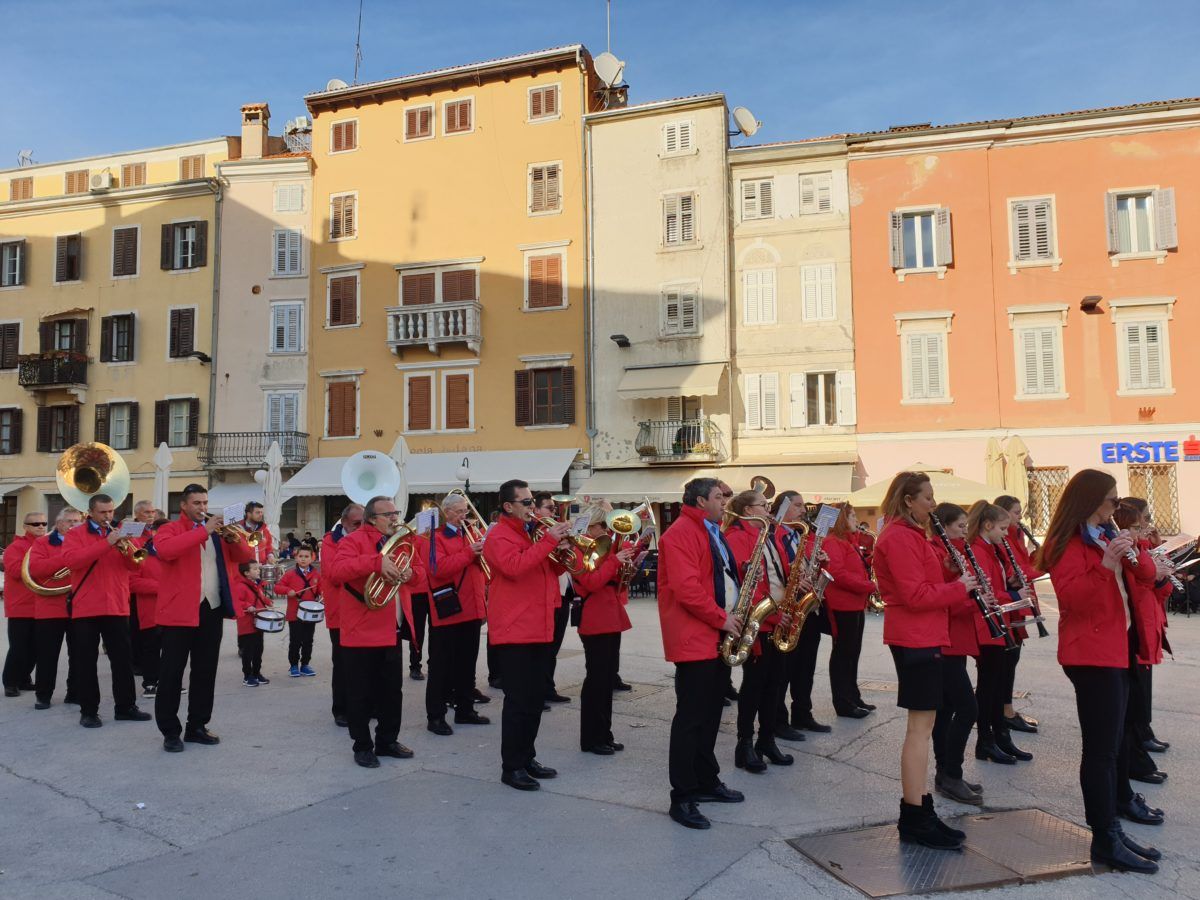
[4,0,1199,165]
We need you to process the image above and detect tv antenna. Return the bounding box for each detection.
[17,149,35,167]
[353,0,364,83]
[606,0,612,52]
[730,106,761,138]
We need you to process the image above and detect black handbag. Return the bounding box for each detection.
[431,582,463,619]
[569,596,584,628]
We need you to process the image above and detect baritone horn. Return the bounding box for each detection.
[21,551,71,597]
[55,442,146,563]
[339,450,413,609]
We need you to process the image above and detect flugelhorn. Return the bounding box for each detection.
[204,515,260,547]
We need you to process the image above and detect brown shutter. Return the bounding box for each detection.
[161,224,173,269]
[194,221,208,267]
[545,86,558,116]
[126,314,136,362]
[113,227,137,277]
[37,407,52,452]
[441,270,475,303]
[528,255,563,309]
[66,406,80,446]
[402,272,435,305]
[560,366,576,425]
[127,402,139,449]
[445,375,470,429]
[332,123,344,152]
[94,404,110,443]
[407,376,432,430]
[55,236,69,282]
[187,398,200,446]
[327,382,356,437]
[8,408,22,454]
[514,370,532,426]
[70,319,87,354]
[329,276,356,326]
[181,309,195,354]
[168,309,181,357]
[405,109,418,137]
[38,322,54,352]
[0,323,18,368]
[527,256,545,308]
[99,316,113,361]
[154,400,168,446]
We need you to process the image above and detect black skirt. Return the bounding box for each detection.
[890,645,944,711]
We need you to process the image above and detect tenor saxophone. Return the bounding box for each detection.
[719,515,776,668]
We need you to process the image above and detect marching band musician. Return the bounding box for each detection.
[29,507,81,709]
[153,485,253,753]
[874,471,975,850]
[2,512,43,697]
[326,495,418,769]
[239,501,275,564]
[993,495,1039,736]
[821,503,879,719]
[127,500,157,681]
[1037,469,1162,873]
[128,518,166,700]
[275,546,321,678]
[482,479,573,792]
[62,494,152,729]
[658,477,746,830]
[399,525,431,683]
[321,503,363,728]
[233,561,274,686]
[535,492,573,706]
[768,491,808,742]
[426,492,490,737]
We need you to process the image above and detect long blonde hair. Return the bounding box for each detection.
[880,471,930,530]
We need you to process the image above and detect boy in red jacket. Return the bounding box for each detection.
[275,547,320,677]
[233,561,275,686]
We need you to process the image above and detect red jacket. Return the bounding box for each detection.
[969,537,1010,648]
[129,555,163,630]
[482,515,563,645]
[326,523,416,648]
[408,533,431,596]
[62,521,140,618]
[2,534,38,618]
[876,518,967,649]
[239,520,274,564]
[1131,538,1171,666]
[232,576,274,636]
[724,521,777,634]
[934,540,979,657]
[822,534,876,613]
[657,505,730,663]
[320,529,347,629]
[275,566,321,621]
[573,553,632,636]
[153,516,254,627]
[430,524,487,626]
[27,532,72,620]
[1004,525,1041,580]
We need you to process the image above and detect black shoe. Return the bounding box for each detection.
[80,714,103,728]
[163,736,185,753]
[795,714,832,733]
[334,715,349,728]
[409,667,425,681]
[935,773,984,806]
[1090,823,1158,873]
[184,727,220,745]
[472,689,491,704]
[669,801,711,830]
[1143,738,1169,753]
[1130,770,1167,785]
[607,741,625,752]
[857,701,877,711]
[1003,714,1038,734]
[354,750,380,769]
[724,685,739,701]
[922,794,966,840]
[547,692,570,703]
[454,710,490,725]
[774,723,807,742]
[501,769,540,791]
[487,675,502,689]
[375,742,414,759]
[3,687,19,698]
[692,782,744,804]
[63,693,78,705]
[525,759,557,779]
[18,680,34,691]
[756,740,794,766]
[255,675,270,685]
[114,706,152,722]
[582,744,615,755]
[836,707,870,719]
[34,698,51,710]
[975,741,1016,764]
[1117,825,1161,861]
[897,799,962,850]
[613,680,633,692]
[428,718,453,736]
[1130,792,1164,817]
[734,738,767,773]
[1118,794,1165,825]
[542,702,551,711]
[995,733,1033,761]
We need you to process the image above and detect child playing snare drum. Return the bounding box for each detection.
[234,561,274,686]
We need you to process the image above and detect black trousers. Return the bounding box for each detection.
[287,619,315,666]
[426,619,482,720]
[1002,641,1022,705]
[487,631,499,683]
[494,642,552,772]
[70,615,137,717]
[670,658,725,803]
[933,654,978,779]
[580,632,620,748]
[399,593,429,669]
[128,597,143,674]
[544,598,570,697]
[343,643,405,752]
[829,609,866,714]
[155,601,224,738]
[139,627,160,689]
[3,617,37,689]
[1126,663,1157,777]
[1130,664,1157,744]
[777,609,822,725]
[613,633,623,685]
[1064,665,1131,829]
[238,633,264,678]
[34,618,72,702]
[329,628,346,719]
[737,635,785,741]
[974,645,1008,744]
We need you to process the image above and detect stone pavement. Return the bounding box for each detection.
[1,597,1198,899]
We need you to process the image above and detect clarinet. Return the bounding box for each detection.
[999,537,1050,638]
[1017,521,1041,552]
[929,514,1015,649]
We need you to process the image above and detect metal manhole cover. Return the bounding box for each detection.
[957,809,1092,879]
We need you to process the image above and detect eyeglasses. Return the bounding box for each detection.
[27,522,48,527]
[373,511,402,520]
[512,498,536,507]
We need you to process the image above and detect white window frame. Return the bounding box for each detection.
[662,191,698,249]
[165,304,199,363]
[264,390,302,433]
[527,160,563,216]
[167,398,191,448]
[521,243,569,312]
[103,311,137,365]
[322,373,361,440]
[741,268,777,326]
[274,184,305,213]
[895,310,953,404]
[1110,297,1175,396]
[171,222,198,271]
[403,103,436,142]
[1007,304,1068,401]
[403,371,437,435]
[269,301,304,354]
[800,261,836,322]
[787,370,844,428]
[108,401,133,451]
[661,120,696,157]
[328,118,359,155]
[1006,195,1061,273]
[799,171,834,215]
[527,83,562,123]
[740,178,774,221]
[660,282,701,338]
[272,227,304,277]
[442,96,475,137]
[325,271,361,330]
[742,372,781,432]
[440,368,476,433]
[1108,186,1174,264]
[891,205,950,281]
[328,191,358,242]
[1,239,25,289]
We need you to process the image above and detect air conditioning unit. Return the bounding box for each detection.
[89,172,114,191]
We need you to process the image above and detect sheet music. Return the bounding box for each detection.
[813,504,839,536]
[222,502,245,524]
[118,521,146,538]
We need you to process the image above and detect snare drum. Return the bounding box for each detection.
[254,608,286,633]
[259,564,284,593]
[297,599,325,623]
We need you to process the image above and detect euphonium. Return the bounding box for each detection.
[21,550,71,597]
[444,488,492,581]
[363,521,417,610]
[719,514,776,667]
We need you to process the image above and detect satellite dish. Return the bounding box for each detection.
[326,78,349,92]
[732,106,761,138]
[594,52,625,88]
[17,149,34,167]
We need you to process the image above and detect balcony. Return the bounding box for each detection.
[18,353,89,391]
[386,300,482,356]
[198,431,309,469]
[635,418,726,463]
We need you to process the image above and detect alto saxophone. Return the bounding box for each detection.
[719,514,776,668]
[772,522,834,652]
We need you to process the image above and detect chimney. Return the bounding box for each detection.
[240,103,270,159]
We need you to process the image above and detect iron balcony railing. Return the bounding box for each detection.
[17,354,88,389]
[635,418,725,463]
[386,300,482,355]
[198,431,309,468]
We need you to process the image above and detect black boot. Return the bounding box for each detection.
[922,794,966,840]
[734,737,767,773]
[897,798,962,850]
[975,740,1017,764]
[1090,822,1158,873]
[755,739,794,766]
[994,729,1033,761]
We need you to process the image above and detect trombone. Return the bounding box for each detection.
[444,488,491,581]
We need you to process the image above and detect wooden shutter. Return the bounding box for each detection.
[126,402,139,449]
[801,265,830,321]
[327,381,356,437]
[65,406,80,447]
[907,334,926,399]
[36,407,52,452]
[760,373,779,429]
[70,319,87,354]
[0,323,18,368]
[10,177,32,201]
[274,229,301,275]
[406,376,432,431]
[113,227,137,277]
[445,375,470,429]
[180,309,194,354]
[1032,200,1053,259]
[788,373,807,427]
[1153,188,1177,250]
[65,170,88,194]
[168,309,181,357]
[180,155,203,180]
[527,255,562,309]
[332,121,357,152]
[4,408,22,453]
[283,305,300,351]
[934,208,953,265]
[679,194,695,242]
[664,195,680,244]
[151,400,167,447]
[55,236,69,282]
[1102,192,1120,253]
[745,374,762,429]
[160,224,173,269]
[99,316,113,362]
[402,272,435,306]
[446,100,472,134]
[889,211,904,268]
[94,404,110,444]
[925,335,944,397]
[559,366,576,425]
[741,181,758,220]
[835,370,857,426]
[328,275,356,326]
[1011,201,1032,260]
[441,270,476,303]
[193,221,208,267]
[186,398,200,446]
[121,163,146,187]
[514,370,533,426]
[742,179,772,219]
[743,270,762,325]
[38,322,54,352]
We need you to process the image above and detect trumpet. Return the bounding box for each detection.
[115,536,149,563]
[533,494,597,573]
[444,488,491,581]
[204,516,261,547]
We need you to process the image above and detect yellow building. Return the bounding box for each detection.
[290,46,600,512]
[0,137,233,536]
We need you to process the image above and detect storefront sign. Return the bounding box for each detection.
[1100,436,1200,463]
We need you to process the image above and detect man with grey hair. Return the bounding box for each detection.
[3,511,51,696]
[129,500,157,674]
[29,507,82,708]
[321,502,365,728]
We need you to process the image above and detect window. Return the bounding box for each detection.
[1010,197,1056,264]
[274,184,304,212]
[788,371,856,428]
[330,193,357,240]
[327,274,359,327]
[663,121,693,155]
[662,284,699,336]
[36,405,79,453]
[889,208,952,272]
[743,373,780,430]
[270,302,303,353]
[168,308,196,358]
[405,105,434,141]
[99,314,135,362]
[800,263,836,321]
[266,392,300,433]
[529,163,561,214]
[742,269,777,325]
[0,323,17,368]
[0,240,24,286]
[1107,189,1177,255]
[1027,466,1069,533]
[326,380,358,437]
[64,170,89,195]
[180,155,205,180]
[1128,463,1181,535]
[401,272,435,306]
[330,120,358,153]
[155,398,198,448]
[904,332,948,401]
[444,99,473,135]
[406,375,433,432]
[444,372,471,430]
[741,179,774,220]
[805,372,837,426]
[273,228,303,275]
[0,408,21,455]
[515,367,575,426]
[1015,326,1061,396]
[9,177,32,201]
[1121,322,1166,391]
[95,402,138,451]
[40,319,86,353]
[121,163,146,188]
[529,85,559,120]
[113,227,138,277]
[161,221,207,270]
[526,254,565,310]
[55,234,82,282]
[799,172,833,215]
[663,193,696,246]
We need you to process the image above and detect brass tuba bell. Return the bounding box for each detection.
[56,442,146,563]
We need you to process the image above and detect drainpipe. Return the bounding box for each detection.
[207,178,224,462]
[580,51,597,475]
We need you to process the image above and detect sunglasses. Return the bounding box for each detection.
[27,522,48,527]
[511,498,536,507]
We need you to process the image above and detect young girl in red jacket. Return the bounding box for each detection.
[1038,469,1162,873]
[873,472,975,850]
[992,495,1039,736]
[233,562,275,686]
[822,503,878,719]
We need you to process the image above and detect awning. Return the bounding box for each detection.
[204,482,265,509]
[0,482,30,497]
[846,463,994,508]
[281,457,348,498]
[617,363,725,400]
[575,468,698,503]
[700,465,852,500]
[575,463,853,504]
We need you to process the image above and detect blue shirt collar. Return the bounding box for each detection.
[50,530,66,547]
[87,518,108,536]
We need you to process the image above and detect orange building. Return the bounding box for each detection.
[848,99,1200,533]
